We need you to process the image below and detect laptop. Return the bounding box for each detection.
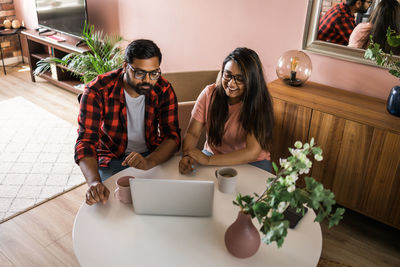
[129,178,214,217]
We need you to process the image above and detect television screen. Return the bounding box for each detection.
[35,0,87,37]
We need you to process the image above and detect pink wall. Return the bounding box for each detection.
[14,0,396,100]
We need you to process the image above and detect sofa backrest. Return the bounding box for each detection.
[163,70,219,102]
[178,101,206,152]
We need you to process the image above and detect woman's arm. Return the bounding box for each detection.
[188,132,262,166]
[182,118,204,154]
[179,118,205,174]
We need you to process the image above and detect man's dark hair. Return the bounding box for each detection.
[346,0,366,6]
[124,39,162,64]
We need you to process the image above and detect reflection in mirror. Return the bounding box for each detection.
[303,0,400,66]
[317,0,373,45]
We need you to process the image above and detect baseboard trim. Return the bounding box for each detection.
[0,56,23,65]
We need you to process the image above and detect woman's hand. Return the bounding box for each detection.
[179,156,195,174]
[188,149,211,165]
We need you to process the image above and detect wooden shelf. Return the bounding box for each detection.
[37,73,82,94]
[22,29,89,94]
[31,53,50,60]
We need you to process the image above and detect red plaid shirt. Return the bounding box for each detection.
[317,3,355,45]
[74,68,180,167]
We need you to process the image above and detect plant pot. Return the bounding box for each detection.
[224,211,261,258]
[387,85,400,117]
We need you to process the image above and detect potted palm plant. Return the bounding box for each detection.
[364,27,400,116]
[34,23,124,84]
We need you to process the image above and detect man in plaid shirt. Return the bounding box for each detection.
[75,39,181,205]
[318,0,372,45]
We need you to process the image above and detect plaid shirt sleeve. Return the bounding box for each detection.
[160,84,181,147]
[74,83,103,164]
[318,3,355,45]
[333,11,355,44]
[145,77,181,151]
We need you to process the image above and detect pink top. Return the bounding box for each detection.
[348,22,372,49]
[191,84,270,161]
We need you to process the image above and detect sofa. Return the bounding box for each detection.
[163,70,219,151]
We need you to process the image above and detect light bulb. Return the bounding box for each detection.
[291,57,299,72]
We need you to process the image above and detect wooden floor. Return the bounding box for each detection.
[0,65,399,267]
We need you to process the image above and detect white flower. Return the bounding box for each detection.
[267,209,272,218]
[287,185,296,193]
[303,143,310,150]
[285,173,298,185]
[314,154,323,161]
[294,141,302,149]
[298,153,307,162]
[305,159,312,168]
[299,168,310,175]
[277,202,288,213]
[279,158,287,167]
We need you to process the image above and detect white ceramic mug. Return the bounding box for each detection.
[114,176,134,204]
[215,167,238,194]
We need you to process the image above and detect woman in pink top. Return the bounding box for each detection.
[179,47,274,174]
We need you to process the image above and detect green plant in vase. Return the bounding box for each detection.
[364,27,400,116]
[225,138,345,257]
[34,22,124,84]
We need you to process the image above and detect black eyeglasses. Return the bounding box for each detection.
[222,71,244,85]
[127,63,161,80]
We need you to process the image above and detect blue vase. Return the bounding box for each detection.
[387,86,400,117]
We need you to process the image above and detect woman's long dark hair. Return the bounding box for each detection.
[367,0,400,53]
[207,47,274,151]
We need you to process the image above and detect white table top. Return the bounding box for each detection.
[73,156,322,267]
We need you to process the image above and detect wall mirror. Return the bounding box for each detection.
[302,0,398,67]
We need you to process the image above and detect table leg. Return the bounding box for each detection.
[17,33,24,64]
[0,46,6,75]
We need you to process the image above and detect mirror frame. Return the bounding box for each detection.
[302,0,394,67]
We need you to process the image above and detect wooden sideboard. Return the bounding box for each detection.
[268,79,400,229]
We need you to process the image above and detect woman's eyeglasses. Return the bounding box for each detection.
[222,71,244,85]
[127,63,161,80]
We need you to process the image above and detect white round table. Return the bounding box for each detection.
[73,156,322,267]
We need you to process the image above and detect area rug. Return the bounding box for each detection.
[0,97,85,223]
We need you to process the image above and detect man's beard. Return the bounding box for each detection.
[125,72,154,95]
[357,6,369,14]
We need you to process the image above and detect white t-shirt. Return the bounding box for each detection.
[124,91,148,154]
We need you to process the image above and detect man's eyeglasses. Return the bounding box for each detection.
[222,71,244,85]
[127,63,161,80]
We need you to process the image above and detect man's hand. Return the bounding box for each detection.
[86,181,110,205]
[179,155,195,174]
[122,152,155,170]
[188,149,211,165]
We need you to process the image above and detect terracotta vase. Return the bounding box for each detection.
[224,211,261,258]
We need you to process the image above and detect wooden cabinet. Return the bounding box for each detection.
[21,29,89,94]
[270,98,312,165]
[269,79,400,229]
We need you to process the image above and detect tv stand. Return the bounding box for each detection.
[75,39,85,47]
[22,29,89,94]
[37,28,52,34]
